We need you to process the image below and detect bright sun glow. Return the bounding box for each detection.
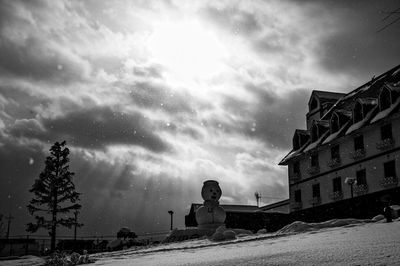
[148,20,227,80]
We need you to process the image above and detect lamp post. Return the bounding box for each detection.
[345,177,357,198]
[168,210,174,230]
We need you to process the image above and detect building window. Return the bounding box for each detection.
[356,169,367,185]
[379,88,391,111]
[354,135,364,151]
[331,145,340,160]
[312,183,320,198]
[333,177,342,192]
[331,114,340,133]
[353,102,363,123]
[384,160,396,178]
[311,124,318,142]
[311,153,319,167]
[293,161,300,174]
[294,189,302,202]
[381,124,393,140]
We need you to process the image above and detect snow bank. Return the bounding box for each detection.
[0,255,45,266]
[276,218,372,235]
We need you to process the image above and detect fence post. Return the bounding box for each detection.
[25,235,29,255]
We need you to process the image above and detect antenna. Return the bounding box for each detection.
[254,192,261,207]
[254,192,286,207]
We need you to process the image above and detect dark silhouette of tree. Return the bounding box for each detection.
[117,227,137,240]
[27,141,82,251]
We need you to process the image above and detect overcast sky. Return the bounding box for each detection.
[0,0,399,237]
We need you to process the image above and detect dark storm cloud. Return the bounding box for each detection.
[129,81,193,114]
[0,1,91,83]
[0,139,46,235]
[223,86,309,149]
[8,106,169,152]
[306,0,400,78]
[0,37,91,83]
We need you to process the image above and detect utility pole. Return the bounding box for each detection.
[168,210,174,230]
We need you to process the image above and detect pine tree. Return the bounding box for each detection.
[27,141,82,251]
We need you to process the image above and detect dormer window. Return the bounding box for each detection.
[310,97,318,111]
[330,113,340,133]
[379,87,391,111]
[353,101,363,123]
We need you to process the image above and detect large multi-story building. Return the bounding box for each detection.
[279,65,400,222]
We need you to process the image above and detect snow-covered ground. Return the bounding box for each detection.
[3,218,400,266]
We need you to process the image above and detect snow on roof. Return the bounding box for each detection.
[358,97,378,105]
[312,90,346,100]
[322,120,351,145]
[295,129,309,135]
[346,105,378,135]
[279,139,311,165]
[370,97,400,124]
[303,131,329,152]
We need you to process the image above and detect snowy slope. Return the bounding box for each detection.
[92,218,400,266]
[3,218,400,266]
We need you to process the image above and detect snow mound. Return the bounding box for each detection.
[276,218,372,235]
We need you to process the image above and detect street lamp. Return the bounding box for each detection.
[345,177,357,198]
[168,210,174,230]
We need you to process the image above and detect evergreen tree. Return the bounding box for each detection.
[27,141,82,251]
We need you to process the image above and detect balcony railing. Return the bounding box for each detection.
[349,149,366,160]
[290,172,301,184]
[380,176,398,188]
[327,157,341,168]
[376,138,395,151]
[354,184,369,195]
[330,191,343,201]
[309,197,321,206]
[290,201,303,211]
[307,165,320,175]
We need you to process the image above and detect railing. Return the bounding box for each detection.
[349,149,366,160]
[330,191,343,201]
[309,197,321,206]
[307,165,320,175]
[354,184,369,195]
[327,157,341,168]
[290,201,303,211]
[380,176,398,188]
[376,138,395,150]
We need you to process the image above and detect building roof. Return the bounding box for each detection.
[281,64,400,165]
[311,90,346,100]
[259,199,289,211]
[187,203,260,214]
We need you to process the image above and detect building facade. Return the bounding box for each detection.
[279,65,400,222]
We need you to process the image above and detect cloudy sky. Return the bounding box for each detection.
[0,0,399,237]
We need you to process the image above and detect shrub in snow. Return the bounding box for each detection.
[257,229,268,234]
[222,230,236,240]
[372,214,385,222]
[44,250,93,266]
[390,205,400,219]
